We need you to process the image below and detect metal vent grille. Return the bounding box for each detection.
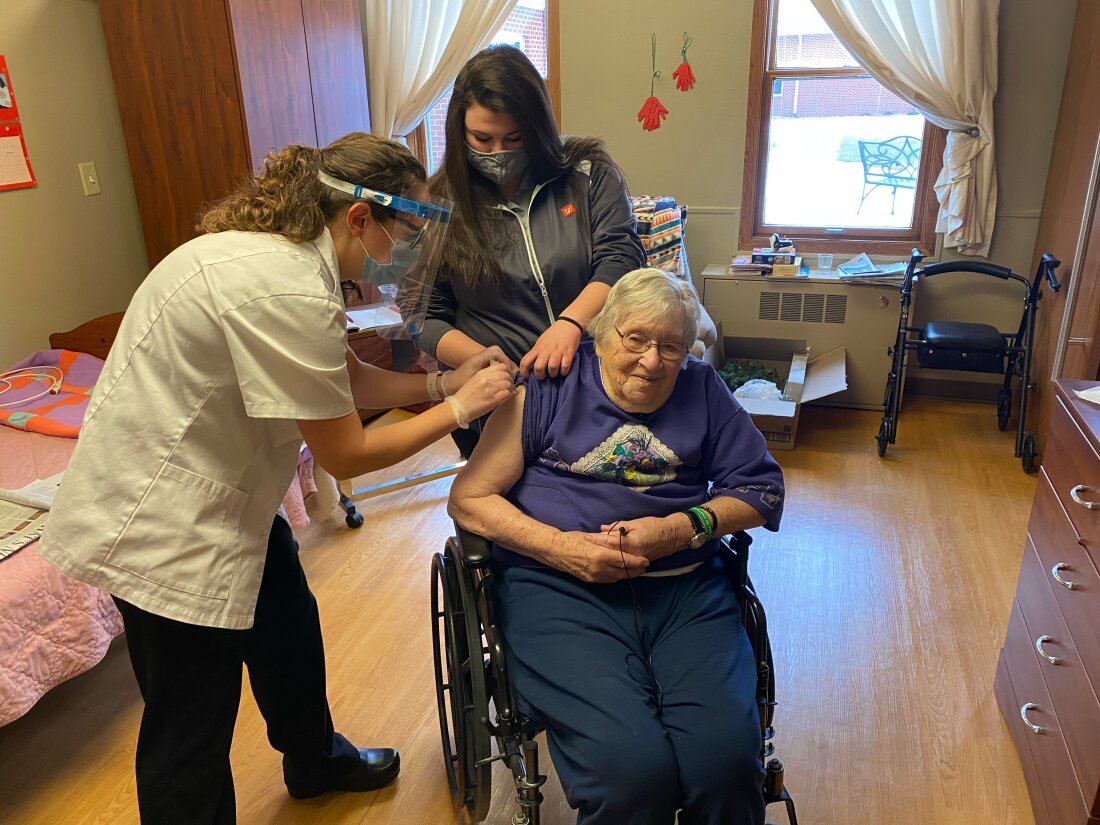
[757,289,848,323]
[802,294,825,324]
[825,294,848,324]
[780,293,802,322]
[759,291,780,321]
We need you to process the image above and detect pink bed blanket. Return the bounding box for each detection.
[0,427,124,726]
[0,349,103,438]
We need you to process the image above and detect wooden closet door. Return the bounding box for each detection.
[301,0,372,146]
[227,0,318,170]
[99,0,252,267]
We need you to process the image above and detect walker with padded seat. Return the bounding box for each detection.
[876,250,1060,472]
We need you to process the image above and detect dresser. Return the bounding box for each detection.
[995,380,1100,825]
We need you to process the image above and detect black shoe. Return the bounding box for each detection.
[286,747,400,799]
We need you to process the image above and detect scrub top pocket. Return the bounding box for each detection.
[106,462,248,600]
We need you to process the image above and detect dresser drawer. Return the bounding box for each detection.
[1028,469,1100,696]
[1045,397,1100,567]
[1017,538,1100,813]
[996,651,1049,825]
[1002,600,1090,824]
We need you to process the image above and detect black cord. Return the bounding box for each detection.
[608,522,665,710]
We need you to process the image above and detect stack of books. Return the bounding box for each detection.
[728,254,804,278]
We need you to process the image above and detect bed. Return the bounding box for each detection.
[0,313,326,726]
[0,314,125,726]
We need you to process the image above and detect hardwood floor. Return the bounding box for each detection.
[0,399,1038,825]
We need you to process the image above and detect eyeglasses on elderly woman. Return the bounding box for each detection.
[614,327,688,361]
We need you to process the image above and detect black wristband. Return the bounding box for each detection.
[700,504,719,535]
[557,315,585,334]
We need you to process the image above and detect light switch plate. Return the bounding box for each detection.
[78,162,102,196]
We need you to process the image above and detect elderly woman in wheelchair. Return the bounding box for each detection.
[446,267,785,825]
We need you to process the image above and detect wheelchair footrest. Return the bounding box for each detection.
[918,320,1006,373]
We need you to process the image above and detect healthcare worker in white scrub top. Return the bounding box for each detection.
[37,132,516,825]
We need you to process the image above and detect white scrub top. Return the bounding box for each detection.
[38,229,356,629]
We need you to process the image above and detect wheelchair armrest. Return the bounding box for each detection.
[454,525,495,569]
[718,531,753,588]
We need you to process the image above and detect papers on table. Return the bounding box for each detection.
[0,471,64,560]
[837,253,907,287]
[346,305,402,333]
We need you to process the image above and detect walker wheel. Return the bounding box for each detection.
[345,511,364,529]
[876,420,890,457]
[997,389,1011,432]
[1021,432,1038,474]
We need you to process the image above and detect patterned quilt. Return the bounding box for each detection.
[0,349,103,438]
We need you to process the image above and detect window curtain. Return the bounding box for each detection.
[809,0,1000,257]
[362,0,519,143]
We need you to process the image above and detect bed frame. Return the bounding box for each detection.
[48,313,124,360]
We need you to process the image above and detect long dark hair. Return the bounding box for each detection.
[430,46,621,287]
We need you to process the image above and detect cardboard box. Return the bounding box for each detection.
[708,332,848,450]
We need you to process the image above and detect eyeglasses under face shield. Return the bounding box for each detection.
[318,170,452,341]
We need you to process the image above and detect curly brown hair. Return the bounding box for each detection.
[198,132,426,243]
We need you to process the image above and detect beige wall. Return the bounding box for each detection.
[0,0,147,370]
[560,0,1077,381]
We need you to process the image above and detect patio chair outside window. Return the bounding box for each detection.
[857,135,922,214]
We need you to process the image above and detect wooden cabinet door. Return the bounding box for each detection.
[227,0,318,170]
[301,0,372,146]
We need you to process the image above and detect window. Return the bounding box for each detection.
[421,0,559,174]
[739,0,944,255]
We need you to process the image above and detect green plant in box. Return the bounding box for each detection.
[719,360,779,393]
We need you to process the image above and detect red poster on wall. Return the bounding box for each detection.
[0,56,37,191]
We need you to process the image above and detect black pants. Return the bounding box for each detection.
[113,517,359,825]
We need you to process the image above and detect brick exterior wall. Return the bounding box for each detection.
[425,7,549,170]
[771,34,918,119]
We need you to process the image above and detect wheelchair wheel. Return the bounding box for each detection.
[430,548,493,820]
[876,419,890,457]
[997,388,1011,432]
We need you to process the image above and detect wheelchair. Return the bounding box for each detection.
[431,526,798,825]
[876,249,1061,472]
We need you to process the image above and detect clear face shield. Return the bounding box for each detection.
[318,170,451,341]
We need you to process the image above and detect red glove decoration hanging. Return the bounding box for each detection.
[638,96,669,131]
[637,33,668,132]
[674,33,695,91]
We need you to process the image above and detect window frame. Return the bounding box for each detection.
[408,0,560,168]
[738,0,944,256]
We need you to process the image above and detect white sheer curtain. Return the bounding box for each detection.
[363,0,519,142]
[809,0,1000,256]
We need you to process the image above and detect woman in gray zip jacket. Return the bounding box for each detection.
[421,46,645,456]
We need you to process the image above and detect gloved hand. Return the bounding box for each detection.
[446,361,516,427]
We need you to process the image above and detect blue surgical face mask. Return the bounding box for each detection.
[359,224,420,286]
[466,145,530,185]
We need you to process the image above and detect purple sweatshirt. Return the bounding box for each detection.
[496,342,784,571]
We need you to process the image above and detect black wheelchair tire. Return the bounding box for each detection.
[430,552,468,802]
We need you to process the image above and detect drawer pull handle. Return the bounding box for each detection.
[1051,563,1081,590]
[1020,703,1044,734]
[1035,635,1064,665]
[1070,485,1100,510]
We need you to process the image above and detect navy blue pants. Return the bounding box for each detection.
[492,557,765,825]
[113,517,360,824]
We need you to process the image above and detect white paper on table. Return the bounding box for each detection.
[346,305,402,332]
[0,470,65,511]
[1073,387,1100,406]
[0,135,33,186]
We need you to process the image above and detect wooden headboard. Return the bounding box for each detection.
[48,313,124,360]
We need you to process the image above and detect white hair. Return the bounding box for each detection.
[588,268,700,351]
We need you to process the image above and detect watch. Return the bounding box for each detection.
[684,508,710,549]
